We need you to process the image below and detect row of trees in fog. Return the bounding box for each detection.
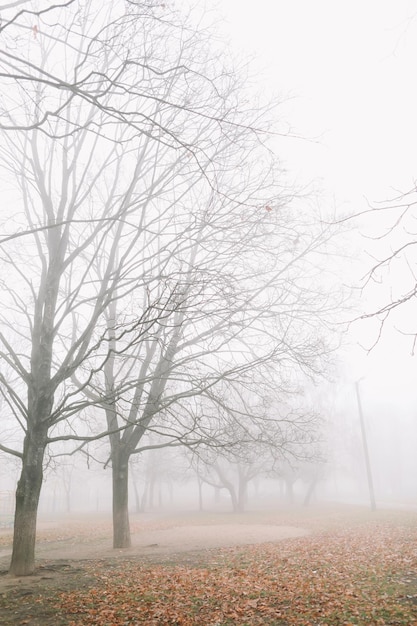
[0,1,342,576]
[38,444,324,514]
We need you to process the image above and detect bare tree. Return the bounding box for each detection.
[0,1,274,171]
[1,0,248,573]
[0,122,171,574]
[190,391,323,513]
[83,152,338,546]
[193,451,265,513]
[0,0,342,575]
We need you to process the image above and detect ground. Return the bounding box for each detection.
[0,506,416,625]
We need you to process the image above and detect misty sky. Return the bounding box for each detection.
[221,1,417,204]
[216,1,417,397]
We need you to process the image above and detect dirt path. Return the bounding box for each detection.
[0,523,308,565]
[32,522,307,560]
[0,513,309,597]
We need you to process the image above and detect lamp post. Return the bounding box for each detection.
[355,379,376,511]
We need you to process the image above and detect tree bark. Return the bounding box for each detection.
[112,453,131,548]
[9,428,47,575]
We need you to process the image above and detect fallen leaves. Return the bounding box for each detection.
[55,510,417,625]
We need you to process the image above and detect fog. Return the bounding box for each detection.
[1,1,417,584]
[3,364,417,517]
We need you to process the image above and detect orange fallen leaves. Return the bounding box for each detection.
[56,512,417,625]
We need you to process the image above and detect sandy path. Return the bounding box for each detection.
[44,523,308,560]
[0,519,309,594]
[0,521,309,567]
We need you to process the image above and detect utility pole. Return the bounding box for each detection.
[355,379,376,511]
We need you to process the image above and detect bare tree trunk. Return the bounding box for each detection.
[112,452,131,549]
[237,478,247,513]
[214,486,221,504]
[355,381,376,512]
[149,475,156,509]
[212,463,238,512]
[132,478,141,514]
[220,479,238,512]
[303,475,319,507]
[237,466,249,513]
[65,491,71,514]
[229,486,239,512]
[198,477,204,511]
[285,477,295,504]
[140,484,148,512]
[9,428,47,575]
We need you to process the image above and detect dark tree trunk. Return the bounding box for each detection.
[112,453,131,548]
[9,429,47,576]
[9,248,61,575]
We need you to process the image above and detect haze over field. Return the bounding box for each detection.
[0,3,417,602]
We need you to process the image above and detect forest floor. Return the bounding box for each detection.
[0,505,417,625]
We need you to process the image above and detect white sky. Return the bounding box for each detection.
[220,0,417,205]
[218,1,417,399]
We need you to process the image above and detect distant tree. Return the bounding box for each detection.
[190,391,323,513]
[93,175,338,541]
[130,444,186,513]
[193,456,261,513]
